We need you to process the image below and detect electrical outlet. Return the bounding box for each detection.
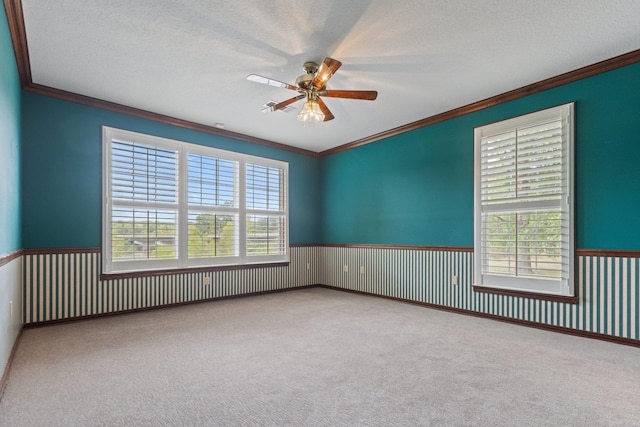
[452,275,459,285]
[306,262,310,270]
[203,275,212,286]
[360,266,365,274]
[343,265,348,273]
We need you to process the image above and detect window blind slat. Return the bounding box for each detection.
[109,140,179,264]
[105,127,289,273]
[110,140,178,205]
[187,153,237,208]
[477,108,571,286]
[246,163,284,212]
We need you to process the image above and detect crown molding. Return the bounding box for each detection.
[5,0,640,158]
[23,84,319,157]
[320,48,640,156]
[2,0,29,86]
[3,1,318,158]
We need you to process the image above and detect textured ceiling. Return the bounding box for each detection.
[20,0,640,153]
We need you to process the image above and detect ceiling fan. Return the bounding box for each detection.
[246,57,377,123]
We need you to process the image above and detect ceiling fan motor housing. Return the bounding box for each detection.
[296,74,315,89]
[302,61,319,74]
[296,61,320,89]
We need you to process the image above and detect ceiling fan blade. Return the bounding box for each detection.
[247,74,299,91]
[320,90,378,100]
[312,57,342,89]
[272,94,305,111]
[317,97,335,121]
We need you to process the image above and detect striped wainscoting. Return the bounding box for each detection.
[23,246,320,324]
[320,246,640,341]
[22,244,640,342]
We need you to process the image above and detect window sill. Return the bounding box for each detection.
[100,261,290,281]
[472,285,578,304]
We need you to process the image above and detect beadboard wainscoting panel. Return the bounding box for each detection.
[23,246,320,324]
[319,246,640,341]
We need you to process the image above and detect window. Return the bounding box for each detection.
[102,127,288,274]
[473,103,574,296]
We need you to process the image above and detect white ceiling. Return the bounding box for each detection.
[20,0,640,153]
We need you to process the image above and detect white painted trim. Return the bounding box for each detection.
[101,126,290,274]
[473,103,575,296]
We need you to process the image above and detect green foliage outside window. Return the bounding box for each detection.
[485,210,562,279]
[188,213,234,258]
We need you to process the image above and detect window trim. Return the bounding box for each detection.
[102,126,289,275]
[473,103,575,298]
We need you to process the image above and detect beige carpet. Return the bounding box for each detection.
[1,287,639,426]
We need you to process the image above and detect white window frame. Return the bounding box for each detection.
[102,127,289,274]
[473,103,575,296]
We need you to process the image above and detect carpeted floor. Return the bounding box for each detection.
[1,287,639,426]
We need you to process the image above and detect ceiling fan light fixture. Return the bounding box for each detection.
[297,99,325,123]
[248,57,376,123]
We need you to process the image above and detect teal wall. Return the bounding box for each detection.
[0,4,21,255]
[1,2,24,381]
[322,62,640,250]
[18,55,640,251]
[21,93,321,248]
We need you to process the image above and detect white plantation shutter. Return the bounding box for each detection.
[107,138,180,271]
[187,153,239,261]
[245,163,287,256]
[474,103,574,296]
[103,127,289,274]
[111,141,177,204]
